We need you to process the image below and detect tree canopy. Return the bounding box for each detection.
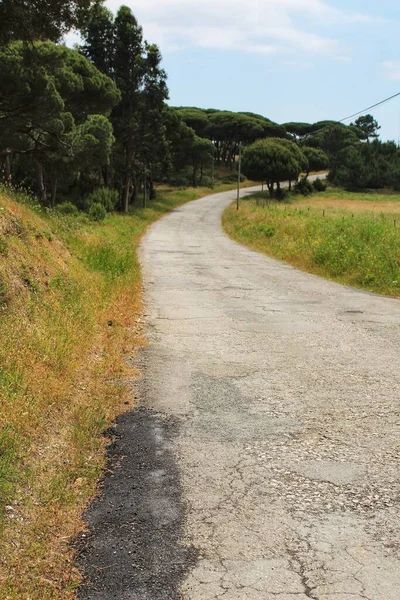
[0,0,95,45]
[242,138,308,196]
[1,0,398,212]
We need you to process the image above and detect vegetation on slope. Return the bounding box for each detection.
[223,188,400,297]
[0,184,225,599]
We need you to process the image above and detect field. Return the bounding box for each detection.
[0,181,243,600]
[223,187,400,296]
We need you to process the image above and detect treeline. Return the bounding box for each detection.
[0,1,216,212]
[284,116,400,192]
[1,1,400,214]
[241,115,400,196]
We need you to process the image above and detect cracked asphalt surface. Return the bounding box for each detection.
[79,186,400,600]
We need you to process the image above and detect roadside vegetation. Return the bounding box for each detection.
[223,186,400,297]
[0,181,242,599]
[2,0,400,597]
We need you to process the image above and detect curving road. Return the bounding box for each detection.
[79,186,400,600]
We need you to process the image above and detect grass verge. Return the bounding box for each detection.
[222,188,400,296]
[0,181,238,599]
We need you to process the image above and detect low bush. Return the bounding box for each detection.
[275,186,287,201]
[89,202,107,222]
[312,178,327,192]
[199,175,213,187]
[295,177,314,196]
[85,187,119,213]
[221,173,246,184]
[55,202,80,216]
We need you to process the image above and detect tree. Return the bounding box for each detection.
[80,1,115,77]
[332,139,400,191]
[283,122,315,142]
[188,136,214,186]
[0,42,119,203]
[242,138,308,197]
[350,114,381,140]
[0,0,95,45]
[304,123,360,180]
[175,108,286,167]
[174,107,209,138]
[302,147,330,178]
[81,4,169,211]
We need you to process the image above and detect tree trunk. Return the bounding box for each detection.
[122,149,133,213]
[51,177,57,208]
[1,152,11,184]
[101,166,108,186]
[149,171,156,200]
[36,162,47,205]
[192,166,197,187]
[122,176,131,213]
[143,169,147,209]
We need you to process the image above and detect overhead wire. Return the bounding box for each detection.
[338,92,400,124]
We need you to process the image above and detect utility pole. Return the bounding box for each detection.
[143,167,147,209]
[211,147,215,189]
[237,143,242,211]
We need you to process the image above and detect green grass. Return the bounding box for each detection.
[223,190,400,296]
[0,182,227,599]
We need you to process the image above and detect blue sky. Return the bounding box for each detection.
[73,0,400,140]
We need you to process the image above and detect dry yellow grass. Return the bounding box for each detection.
[296,188,400,215]
[223,188,400,297]
[0,183,231,599]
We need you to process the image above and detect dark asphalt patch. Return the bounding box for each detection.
[76,407,198,600]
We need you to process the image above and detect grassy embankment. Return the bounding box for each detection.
[0,180,244,599]
[223,187,400,296]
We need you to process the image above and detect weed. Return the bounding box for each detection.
[223,191,400,296]
[0,182,232,598]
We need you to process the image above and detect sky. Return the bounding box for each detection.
[69,0,400,141]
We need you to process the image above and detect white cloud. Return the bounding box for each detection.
[382,61,400,81]
[104,0,374,56]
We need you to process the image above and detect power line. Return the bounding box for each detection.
[302,91,400,140]
[339,91,400,124]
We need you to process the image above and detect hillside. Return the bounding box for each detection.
[0,185,218,598]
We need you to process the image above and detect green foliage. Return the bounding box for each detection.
[312,178,327,192]
[82,3,169,212]
[295,177,314,196]
[331,139,400,191]
[223,196,400,296]
[0,41,120,204]
[242,138,308,197]
[0,428,17,522]
[55,202,80,216]
[302,147,330,174]
[89,202,107,221]
[0,0,95,45]
[283,122,315,141]
[350,114,381,140]
[175,108,285,168]
[85,187,119,212]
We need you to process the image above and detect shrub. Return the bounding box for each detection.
[89,202,107,222]
[295,177,314,196]
[55,202,79,216]
[312,178,327,192]
[275,186,287,201]
[221,173,246,184]
[85,187,119,212]
[200,175,213,187]
[167,172,192,187]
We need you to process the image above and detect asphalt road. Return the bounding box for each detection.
[79,186,400,600]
